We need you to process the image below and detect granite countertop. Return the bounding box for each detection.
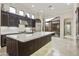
[1,31,33,35]
[6,32,54,42]
[1,31,20,35]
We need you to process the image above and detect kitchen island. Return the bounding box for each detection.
[0,31,19,48]
[6,32,54,56]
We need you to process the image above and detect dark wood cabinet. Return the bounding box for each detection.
[7,38,18,56]
[19,15,25,20]
[32,20,36,27]
[1,11,9,26]
[1,11,36,27]
[1,35,6,47]
[45,17,60,37]
[25,18,36,27]
[1,11,20,27]
[8,13,19,27]
[27,18,32,27]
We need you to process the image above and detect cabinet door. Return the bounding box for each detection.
[26,18,31,27]
[14,15,19,27]
[9,14,15,26]
[32,20,36,27]
[9,14,19,27]
[26,18,35,27]
[1,11,9,26]
[1,35,6,47]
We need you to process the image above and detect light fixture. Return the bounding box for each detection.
[32,5,35,7]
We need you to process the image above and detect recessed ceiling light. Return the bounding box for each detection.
[67,3,70,6]
[50,7,54,10]
[40,10,43,13]
[32,5,35,7]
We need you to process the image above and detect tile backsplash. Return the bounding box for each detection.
[1,26,19,34]
[1,26,8,33]
[1,25,33,34]
[19,24,26,32]
[25,27,32,32]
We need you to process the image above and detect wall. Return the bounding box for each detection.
[43,5,75,40]
[60,9,74,39]
[61,11,74,39]
[36,23,41,32]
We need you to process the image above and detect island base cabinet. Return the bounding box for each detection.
[6,35,52,56]
[7,38,19,56]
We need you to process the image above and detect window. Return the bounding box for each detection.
[19,10,24,16]
[9,7,16,14]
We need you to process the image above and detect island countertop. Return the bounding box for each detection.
[6,32,54,42]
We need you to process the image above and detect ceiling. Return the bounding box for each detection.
[5,3,74,19]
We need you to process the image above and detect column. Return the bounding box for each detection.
[60,16,64,40]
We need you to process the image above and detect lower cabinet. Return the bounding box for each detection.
[7,38,18,56]
[1,35,6,47]
[1,11,20,27]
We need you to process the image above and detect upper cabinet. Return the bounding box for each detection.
[1,11,19,27]
[1,11,36,27]
[25,18,36,27]
[26,18,33,27]
[1,11,9,26]
[32,19,36,27]
[8,13,19,27]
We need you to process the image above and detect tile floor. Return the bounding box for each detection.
[49,37,79,56]
[1,37,79,56]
